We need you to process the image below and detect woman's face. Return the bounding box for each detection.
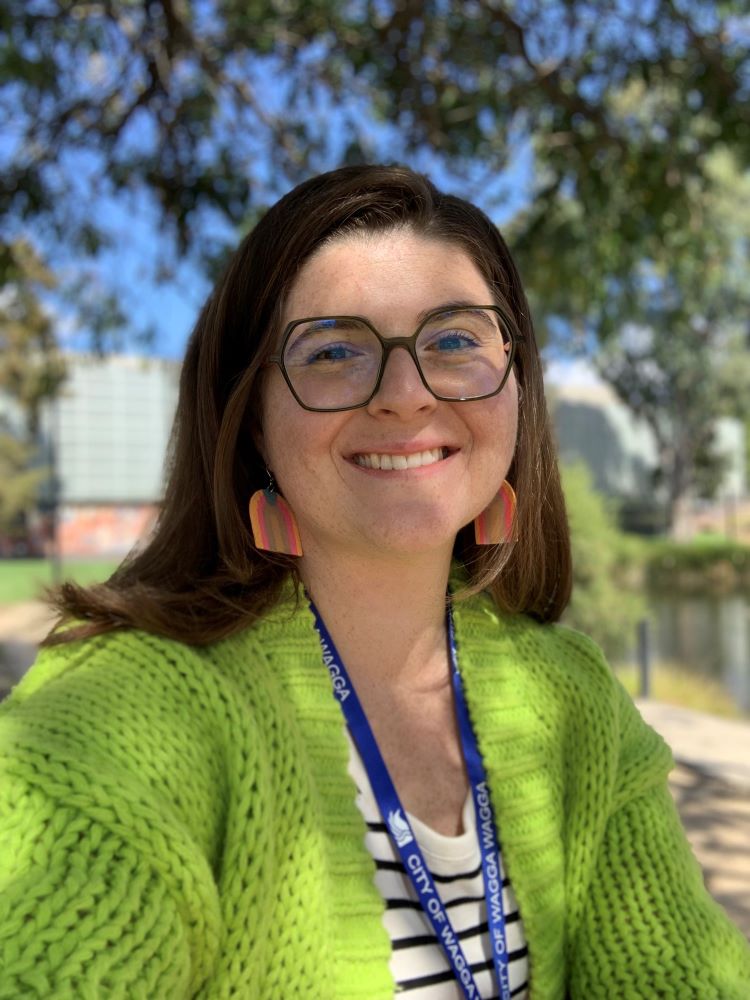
[260,229,519,563]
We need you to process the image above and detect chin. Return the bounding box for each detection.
[354,517,462,558]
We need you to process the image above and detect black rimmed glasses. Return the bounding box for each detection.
[267,305,521,413]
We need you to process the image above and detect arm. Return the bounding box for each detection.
[0,779,205,999]
[0,638,223,998]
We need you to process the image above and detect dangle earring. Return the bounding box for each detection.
[249,471,303,556]
[474,480,517,545]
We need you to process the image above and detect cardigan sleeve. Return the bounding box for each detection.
[0,774,201,998]
[0,635,225,998]
[569,683,750,999]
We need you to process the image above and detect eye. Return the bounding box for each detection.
[304,342,363,365]
[439,332,477,350]
[308,344,348,362]
[426,330,480,352]
[284,317,378,370]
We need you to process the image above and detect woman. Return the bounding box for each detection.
[1,165,748,999]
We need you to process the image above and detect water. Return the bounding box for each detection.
[650,593,750,711]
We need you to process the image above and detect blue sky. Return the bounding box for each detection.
[17,0,745,363]
[69,144,536,360]
[39,84,537,360]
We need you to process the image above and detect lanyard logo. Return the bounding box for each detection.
[387,808,414,847]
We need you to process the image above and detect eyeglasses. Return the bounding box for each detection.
[267,305,521,412]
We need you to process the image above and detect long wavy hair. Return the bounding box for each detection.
[44,164,571,646]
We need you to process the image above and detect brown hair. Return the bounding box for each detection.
[44,164,571,647]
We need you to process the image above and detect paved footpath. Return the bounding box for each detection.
[636,700,750,940]
[1,602,748,940]
[0,600,56,693]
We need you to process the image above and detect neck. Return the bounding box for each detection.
[300,543,454,693]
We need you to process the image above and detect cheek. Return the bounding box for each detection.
[260,375,348,493]
[481,376,519,460]
[259,374,299,472]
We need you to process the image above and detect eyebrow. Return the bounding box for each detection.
[288,301,494,333]
[297,318,362,334]
[416,300,492,323]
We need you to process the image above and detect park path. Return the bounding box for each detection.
[636,700,750,939]
[0,600,56,691]
[1,601,749,939]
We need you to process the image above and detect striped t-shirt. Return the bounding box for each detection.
[346,732,530,998]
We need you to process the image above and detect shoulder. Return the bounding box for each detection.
[454,585,612,689]
[1,629,240,859]
[5,626,225,727]
[454,590,672,795]
[2,591,321,797]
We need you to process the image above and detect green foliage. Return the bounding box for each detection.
[560,462,644,660]
[0,241,65,425]
[0,436,47,529]
[593,149,750,520]
[645,538,750,593]
[0,240,66,534]
[1,1,748,329]
[615,662,745,720]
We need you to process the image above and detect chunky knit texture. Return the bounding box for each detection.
[1,583,749,999]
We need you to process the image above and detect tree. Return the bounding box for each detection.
[1,1,748,332]
[594,149,750,524]
[560,462,643,660]
[0,240,66,547]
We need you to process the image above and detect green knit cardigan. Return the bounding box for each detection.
[1,584,748,999]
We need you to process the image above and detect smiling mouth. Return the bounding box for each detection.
[352,447,451,470]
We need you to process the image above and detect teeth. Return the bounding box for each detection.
[354,448,447,470]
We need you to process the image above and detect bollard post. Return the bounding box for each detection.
[637,619,651,699]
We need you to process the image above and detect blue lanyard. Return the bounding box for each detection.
[310,600,511,1000]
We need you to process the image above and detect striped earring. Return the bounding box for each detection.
[474,480,517,545]
[249,473,303,556]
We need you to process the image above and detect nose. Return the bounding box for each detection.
[366,344,437,419]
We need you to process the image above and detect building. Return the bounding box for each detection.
[546,359,748,536]
[38,354,180,557]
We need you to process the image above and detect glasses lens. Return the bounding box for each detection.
[283,318,381,409]
[416,308,510,399]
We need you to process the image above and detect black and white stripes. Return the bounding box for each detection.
[347,734,530,999]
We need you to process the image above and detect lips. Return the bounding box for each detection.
[352,447,451,470]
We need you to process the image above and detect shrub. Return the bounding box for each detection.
[560,462,645,661]
[645,538,750,593]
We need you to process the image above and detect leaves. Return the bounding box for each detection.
[561,461,644,659]
[0,241,66,426]
[593,148,750,518]
[0,239,65,534]
[3,0,747,279]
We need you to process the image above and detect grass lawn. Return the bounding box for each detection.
[616,661,747,720]
[0,559,120,605]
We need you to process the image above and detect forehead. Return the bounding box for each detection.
[282,229,494,326]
